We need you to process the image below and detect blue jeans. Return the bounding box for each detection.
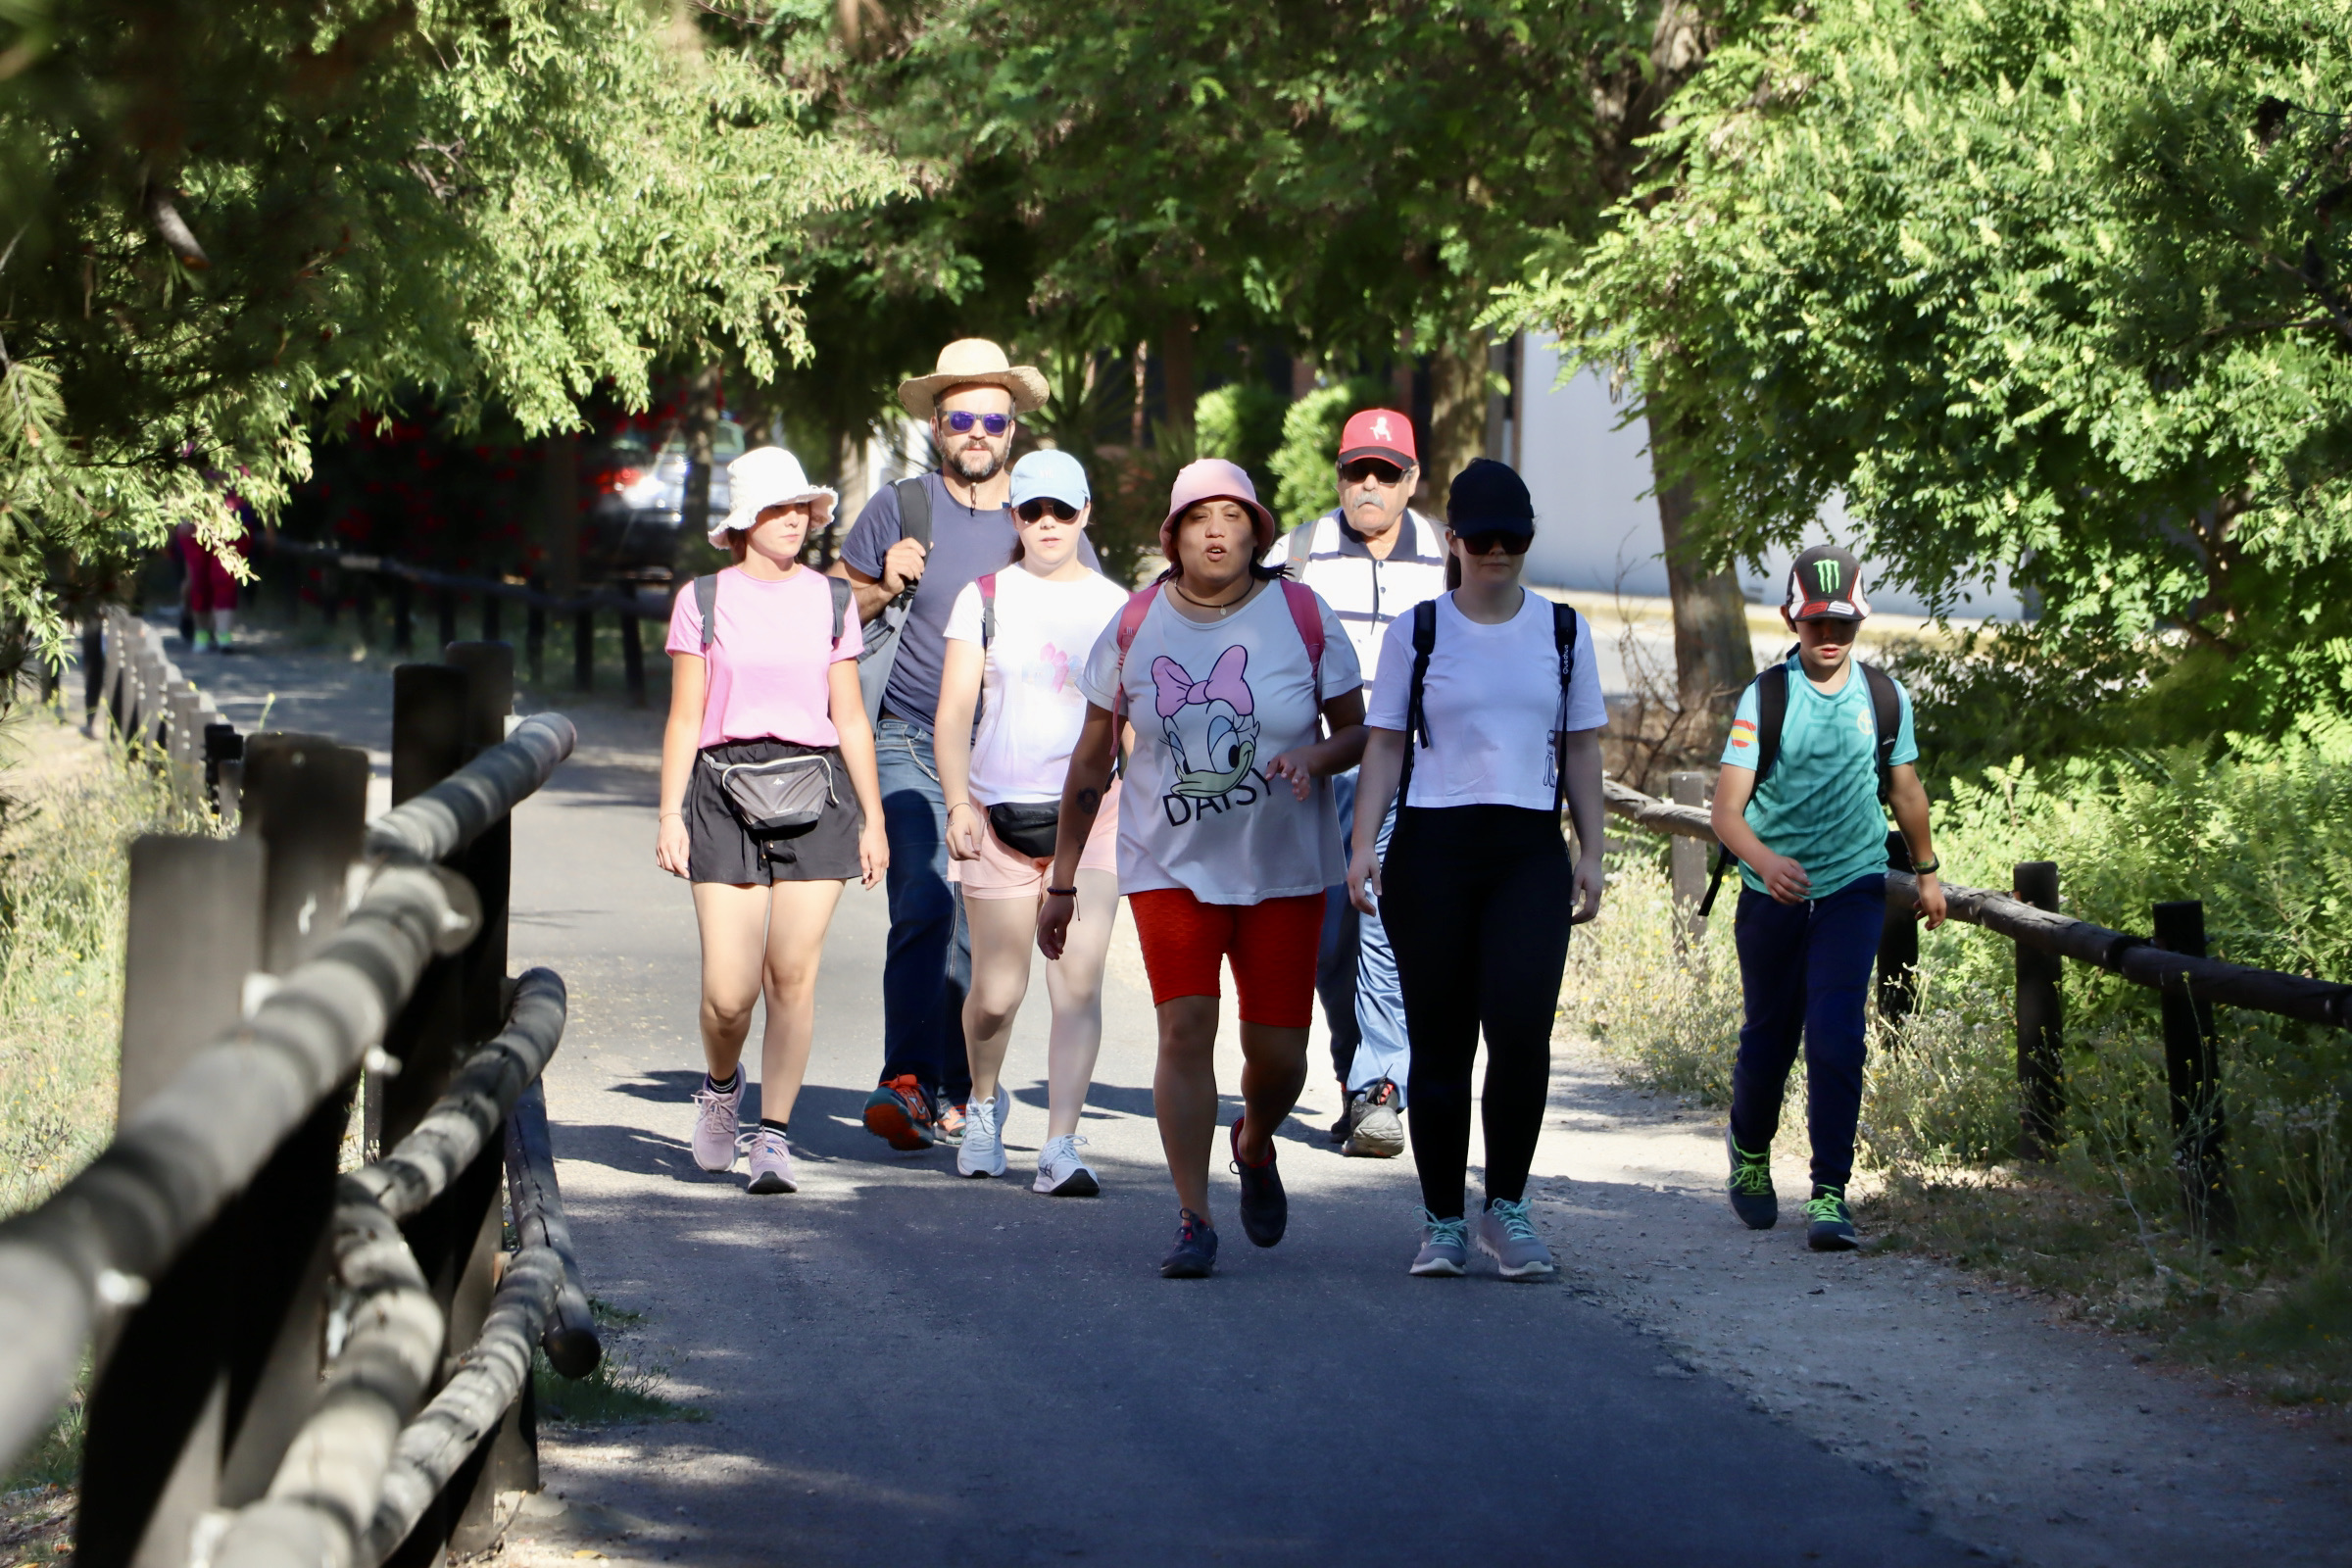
[1728,874,1886,1188]
[873,715,972,1104]
[1318,768,1409,1103]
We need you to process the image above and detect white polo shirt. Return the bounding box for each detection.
[1267,508,1449,689]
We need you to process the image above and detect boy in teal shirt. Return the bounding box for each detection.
[1709,546,1947,1250]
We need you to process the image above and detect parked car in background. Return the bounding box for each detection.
[581,418,745,575]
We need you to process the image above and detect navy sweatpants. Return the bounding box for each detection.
[1727,874,1886,1189]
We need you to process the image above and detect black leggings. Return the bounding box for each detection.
[1383,805,1575,1219]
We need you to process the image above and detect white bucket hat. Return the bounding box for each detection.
[714,445,837,545]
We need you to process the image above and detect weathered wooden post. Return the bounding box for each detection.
[392,574,416,656]
[77,731,368,1568]
[1879,829,1919,1026]
[2153,900,2235,1237]
[620,604,647,707]
[573,606,595,691]
[203,722,243,818]
[2015,859,2065,1159]
[81,615,104,728]
[526,594,548,688]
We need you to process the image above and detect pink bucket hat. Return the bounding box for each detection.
[1160,459,1276,556]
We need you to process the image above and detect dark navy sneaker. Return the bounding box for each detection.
[1805,1184,1859,1251]
[1160,1208,1218,1278]
[1726,1130,1778,1230]
[1229,1116,1288,1248]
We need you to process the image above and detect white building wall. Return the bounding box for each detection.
[1514,334,2022,620]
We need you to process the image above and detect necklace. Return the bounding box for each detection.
[1169,578,1251,615]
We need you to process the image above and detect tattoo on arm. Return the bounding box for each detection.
[1075,787,1101,816]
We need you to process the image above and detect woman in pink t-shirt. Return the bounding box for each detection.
[656,446,886,1197]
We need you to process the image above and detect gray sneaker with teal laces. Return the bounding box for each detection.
[1806,1184,1859,1251]
[1473,1198,1556,1281]
[1409,1209,1468,1277]
[1727,1130,1779,1230]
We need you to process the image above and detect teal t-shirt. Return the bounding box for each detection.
[1718,654,1918,899]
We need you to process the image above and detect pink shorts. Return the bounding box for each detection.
[951,780,1121,899]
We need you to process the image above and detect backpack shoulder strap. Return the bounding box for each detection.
[1861,662,1901,802]
[979,572,998,651]
[1285,514,1321,567]
[826,574,851,647]
[694,573,719,654]
[1277,579,1326,700]
[1550,601,1580,815]
[1753,662,1791,791]
[1110,583,1160,721]
[894,474,933,549]
[1397,597,1440,807]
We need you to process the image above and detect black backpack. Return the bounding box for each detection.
[854,474,935,720]
[1400,596,1582,814]
[1696,651,1901,916]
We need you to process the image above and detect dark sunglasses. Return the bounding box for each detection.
[1455,528,1531,557]
[942,411,1013,436]
[1014,498,1081,522]
[1340,458,1406,486]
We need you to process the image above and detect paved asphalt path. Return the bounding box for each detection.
[172,630,1973,1566]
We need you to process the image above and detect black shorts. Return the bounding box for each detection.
[687,738,863,885]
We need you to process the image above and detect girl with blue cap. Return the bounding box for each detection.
[933,449,1131,1194]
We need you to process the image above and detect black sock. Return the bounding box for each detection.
[706,1068,741,1094]
[760,1117,789,1135]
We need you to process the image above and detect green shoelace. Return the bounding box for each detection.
[1804,1186,1851,1224]
[1729,1144,1775,1196]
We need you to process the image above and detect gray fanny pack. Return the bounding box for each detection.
[707,752,836,833]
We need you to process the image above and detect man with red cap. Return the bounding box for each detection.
[1269,409,1448,1158]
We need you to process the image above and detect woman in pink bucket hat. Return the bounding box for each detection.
[1040,459,1368,1278]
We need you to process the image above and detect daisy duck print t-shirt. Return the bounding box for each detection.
[1077,578,1359,905]
[942,564,1130,805]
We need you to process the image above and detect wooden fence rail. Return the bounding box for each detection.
[1601,774,2346,1229]
[251,535,676,706]
[0,627,600,1567]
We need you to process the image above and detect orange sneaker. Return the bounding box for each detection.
[862,1074,937,1151]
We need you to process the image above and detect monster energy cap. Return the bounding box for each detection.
[1786,544,1871,621]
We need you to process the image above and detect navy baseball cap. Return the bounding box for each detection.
[1444,458,1536,539]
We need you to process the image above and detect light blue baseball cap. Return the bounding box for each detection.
[1008,448,1091,511]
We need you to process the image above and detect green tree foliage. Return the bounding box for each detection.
[1504,0,2352,740]
[0,0,899,649]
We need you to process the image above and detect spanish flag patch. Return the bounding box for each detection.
[1729,718,1756,751]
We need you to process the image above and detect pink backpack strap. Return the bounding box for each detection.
[1278,578,1326,701]
[1111,583,1161,719]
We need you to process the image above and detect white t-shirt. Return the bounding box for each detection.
[943,565,1130,804]
[1365,590,1608,810]
[1077,580,1361,904]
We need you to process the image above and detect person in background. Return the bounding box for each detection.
[833,340,1100,1153]
[1348,459,1606,1281]
[174,505,251,652]
[1043,460,1365,1279]
[658,447,887,1197]
[1268,408,1446,1157]
[933,450,1129,1194]
[1709,545,1946,1250]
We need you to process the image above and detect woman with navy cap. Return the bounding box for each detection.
[1347,459,1608,1281]
[933,450,1130,1195]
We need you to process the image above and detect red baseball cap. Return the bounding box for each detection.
[1337,408,1417,469]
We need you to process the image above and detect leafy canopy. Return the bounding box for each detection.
[0,0,899,648]
[1501,0,2352,738]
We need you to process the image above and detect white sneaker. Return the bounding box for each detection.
[1033,1134,1100,1197]
[746,1127,797,1194]
[956,1092,1009,1178]
[690,1074,744,1172]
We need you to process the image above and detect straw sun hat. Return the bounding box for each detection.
[897,338,1053,419]
[712,446,838,545]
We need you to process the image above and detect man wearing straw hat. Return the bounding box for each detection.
[834,339,1100,1152]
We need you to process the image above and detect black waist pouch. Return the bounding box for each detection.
[986,800,1060,859]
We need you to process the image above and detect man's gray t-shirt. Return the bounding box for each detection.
[840,471,1102,731]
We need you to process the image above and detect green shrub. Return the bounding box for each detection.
[1193,383,1289,505]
